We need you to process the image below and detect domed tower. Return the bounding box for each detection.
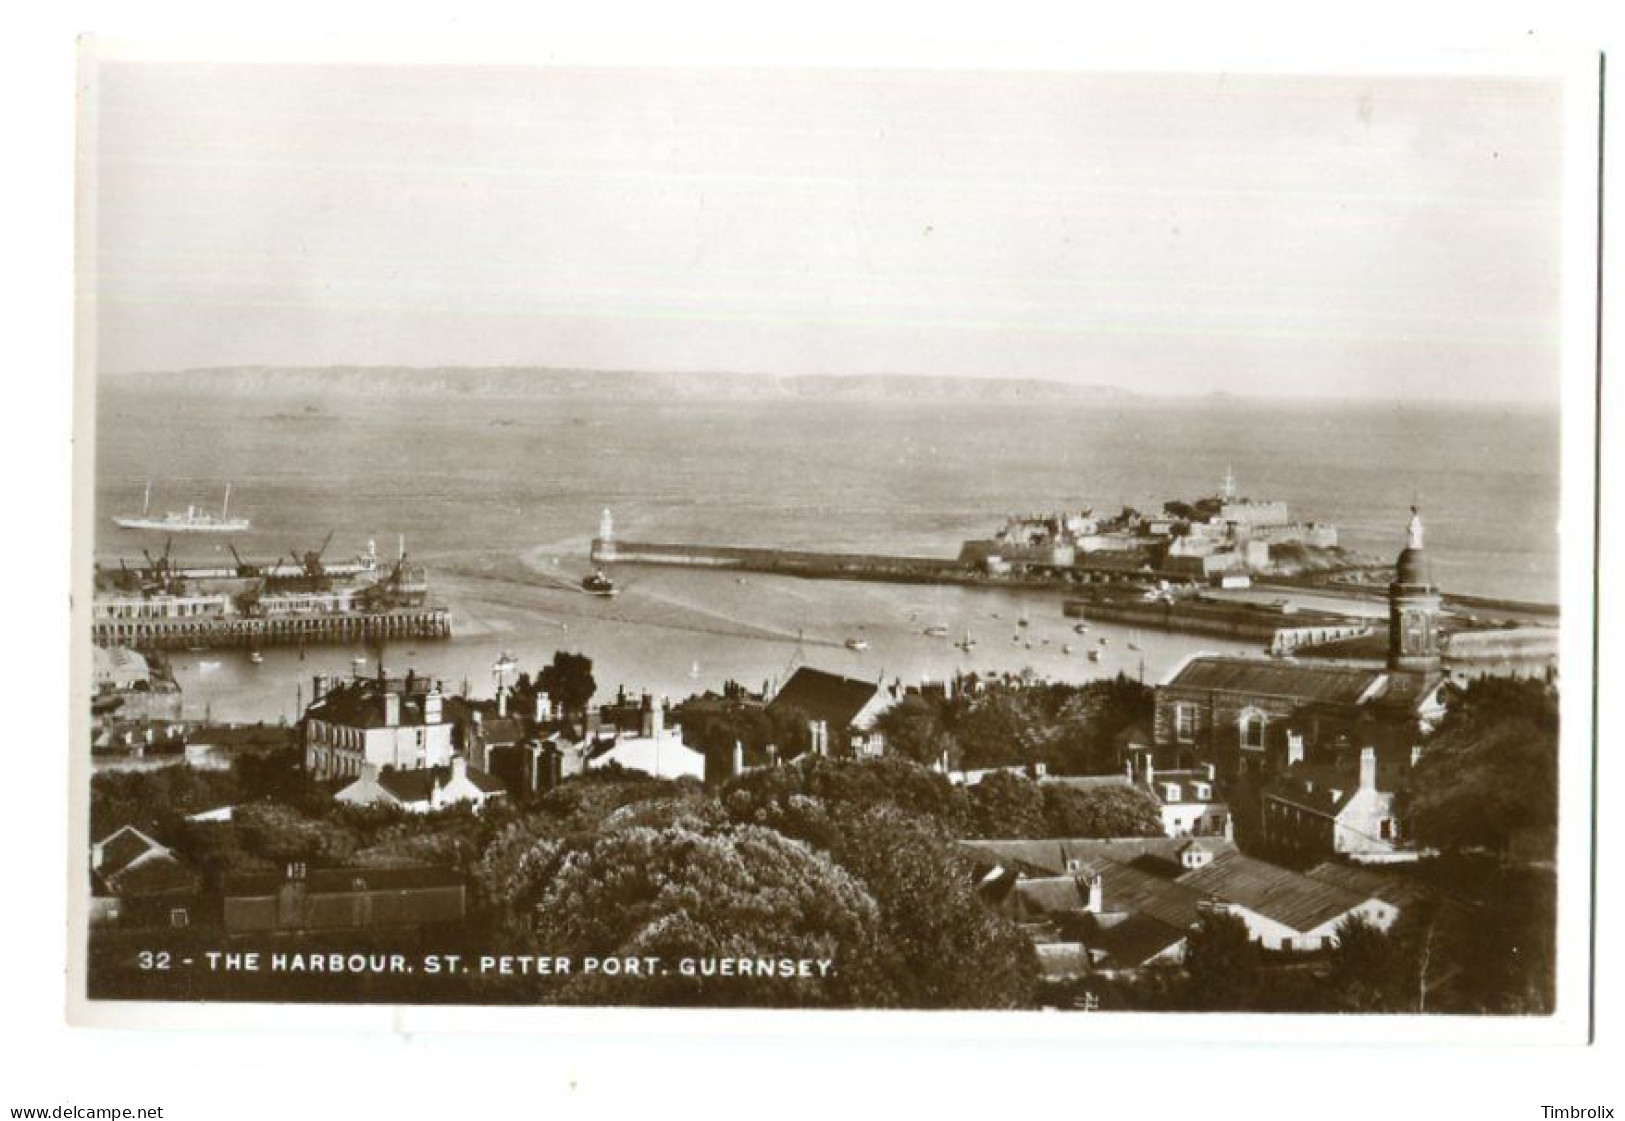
[1388,506,1442,673]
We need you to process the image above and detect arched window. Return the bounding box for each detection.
[1239,709,1267,751]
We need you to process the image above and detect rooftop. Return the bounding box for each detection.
[1165,656,1387,706]
[767,667,884,730]
[1176,853,1368,933]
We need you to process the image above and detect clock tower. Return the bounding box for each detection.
[1388,506,1442,674]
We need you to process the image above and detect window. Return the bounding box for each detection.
[1380,818,1395,840]
[1174,703,1195,743]
[170,908,189,929]
[1240,710,1266,751]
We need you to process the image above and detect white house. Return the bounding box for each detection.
[303,673,456,780]
[1175,852,1401,951]
[335,756,506,813]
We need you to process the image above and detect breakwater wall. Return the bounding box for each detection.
[590,537,1171,591]
[1064,596,1371,653]
[92,607,452,651]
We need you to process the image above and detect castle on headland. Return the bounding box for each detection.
[958,468,1339,582]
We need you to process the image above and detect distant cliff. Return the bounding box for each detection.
[106,366,1139,403]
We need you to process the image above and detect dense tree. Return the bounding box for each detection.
[1039,784,1164,838]
[874,694,958,767]
[1181,911,1263,1011]
[518,818,891,1007]
[962,771,1049,838]
[535,651,597,717]
[1399,678,1558,856]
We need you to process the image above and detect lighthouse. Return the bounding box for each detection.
[1388,506,1442,674]
[594,508,618,563]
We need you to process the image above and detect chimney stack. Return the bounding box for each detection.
[1410,745,1424,768]
[1287,730,1305,766]
[382,689,401,727]
[732,740,745,777]
[536,691,553,722]
[424,690,442,725]
[640,692,654,738]
[497,687,508,719]
[1086,874,1103,914]
[451,755,468,783]
[311,673,330,703]
[360,761,378,784]
[1359,746,1378,791]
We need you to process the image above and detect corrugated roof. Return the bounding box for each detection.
[308,679,443,730]
[1176,853,1367,932]
[1305,862,1428,909]
[1167,657,1385,705]
[768,667,883,730]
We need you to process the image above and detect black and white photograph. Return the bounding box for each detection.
[65,39,1600,1048]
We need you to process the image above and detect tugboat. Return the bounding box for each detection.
[582,569,619,597]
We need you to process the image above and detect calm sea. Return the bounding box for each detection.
[93,388,1560,723]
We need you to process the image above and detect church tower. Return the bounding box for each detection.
[1388,506,1442,674]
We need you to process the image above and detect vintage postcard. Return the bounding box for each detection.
[68,40,1601,1041]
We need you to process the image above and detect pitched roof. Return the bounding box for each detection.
[768,667,884,729]
[376,763,506,803]
[307,679,443,729]
[1085,912,1189,970]
[93,826,198,897]
[1092,861,1208,930]
[1305,862,1429,910]
[1176,853,1367,932]
[1166,656,1387,706]
[958,836,1240,878]
[222,865,465,897]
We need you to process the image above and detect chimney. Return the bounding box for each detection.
[382,689,401,727]
[451,755,468,783]
[1410,745,1424,768]
[1204,761,1216,781]
[360,761,378,784]
[1144,757,1156,786]
[311,673,330,703]
[471,709,483,728]
[1360,747,1378,792]
[497,687,508,719]
[1086,874,1103,914]
[1287,730,1305,766]
[424,690,442,724]
[640,692,654,738]
[732,741,745,777]
[536,691,553,722]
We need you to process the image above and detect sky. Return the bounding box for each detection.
[85,63,1568,401]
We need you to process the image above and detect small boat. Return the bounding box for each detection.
[1099,636,1109,645]
[198,660,221,673]
[352,654,369,670]
[1073,623,1090,634]
[845,638,870,652]
[248,651,264,665]
[1088,649,1102,662]
[1063,643,1075,654]
[1127,642,1143,652]
[923,624,950,638]
[582,569,619,597]
[955,632,977,652]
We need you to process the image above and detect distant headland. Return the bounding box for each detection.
[107,366,1142,404]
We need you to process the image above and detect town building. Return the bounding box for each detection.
[90,825,201,928]
[584,691,706,781]
[1261,746,1408,859]
[221,862,467,934]
[302,671,455,780]
[1148,508,1448,783]
[334,756,507,813]
[766,667,892,758]
[1174,852,1401,950]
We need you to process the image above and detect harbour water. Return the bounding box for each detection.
[93,386,1560,723]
